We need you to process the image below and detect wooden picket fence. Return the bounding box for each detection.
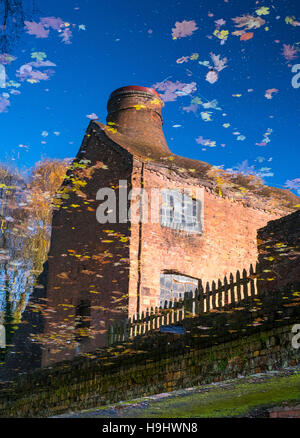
[106,263,259,346]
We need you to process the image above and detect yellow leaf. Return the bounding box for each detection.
[133,104,146,110]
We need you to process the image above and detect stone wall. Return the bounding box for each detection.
[1,287,299,418]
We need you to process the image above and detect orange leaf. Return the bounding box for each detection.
[240,32,254,41]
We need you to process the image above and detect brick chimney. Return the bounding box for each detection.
[106,86,170,155]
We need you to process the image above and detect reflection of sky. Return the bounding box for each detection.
[0,260,33,319]
[0,0,299,195]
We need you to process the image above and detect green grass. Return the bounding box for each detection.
[75,373,300,418]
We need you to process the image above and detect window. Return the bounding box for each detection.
[75,300,91,342]
[160,189,202,233]
[160,273,198,307]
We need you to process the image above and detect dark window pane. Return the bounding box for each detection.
[75,299,91,342]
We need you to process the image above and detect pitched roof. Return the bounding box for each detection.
[89,120,300,213]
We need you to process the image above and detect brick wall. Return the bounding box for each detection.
[0,286,299,417]
[135,162,283,313]
[2,124,135,373]
[2,124,289,372]
[257,210,300,292]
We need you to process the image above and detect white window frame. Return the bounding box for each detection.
[160,189,202,234]
[160,273,198,306]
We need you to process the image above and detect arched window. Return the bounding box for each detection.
[160,273,198,307]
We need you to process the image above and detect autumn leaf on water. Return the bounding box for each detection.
[240,32,254,41]
[210,52,228,71]
[282,44,298,61]
[206,70,218,84]
[265,88,279,99]
[176,56,190,64]
[285,16,300,27]
[255,7,270,16]
[171,20,198,39]
[232,15,265,30]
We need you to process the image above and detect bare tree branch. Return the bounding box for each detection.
[0,0,37,52]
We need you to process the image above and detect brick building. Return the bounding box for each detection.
[2,85,299,374]
[257,209,300,292]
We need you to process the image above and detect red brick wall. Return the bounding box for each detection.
[40,126,133,366]
[257,210,300,292]
[4,125,292,373]
[131,163,284,314]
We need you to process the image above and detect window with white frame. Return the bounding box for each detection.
[160,189,202,233]
[160,273,198,307]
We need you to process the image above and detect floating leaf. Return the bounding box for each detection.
[240,32,254,41]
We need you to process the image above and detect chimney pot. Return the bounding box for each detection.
[106,85,170,155]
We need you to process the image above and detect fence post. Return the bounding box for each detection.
[173,300,178,324]
[198,280,204,314]
[211,281,216,309]
[192,289,196,315]
[145,309,149,334]
[169,301,174,325]
[158,306,163,328]
[149,307,154,331]
[230,273,235,304]
[236,270,241,302]
[255,261,259,295]
[190,290,193,315]
[194,288,198,315]
[217,279,223,308]
[184,292,188,318]
[132,314,136,338]
[178,299,183,321]
[205,282,210,312]
[242,268,248,299]
[140,311,145,336]
[224,276,229,306]
[163,301,168,326]
[136,313,140,337]
[184,291,193,318]
[249,263,256,297]
[154,307,159,330]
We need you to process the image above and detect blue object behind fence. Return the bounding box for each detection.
[160,325,185,334]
